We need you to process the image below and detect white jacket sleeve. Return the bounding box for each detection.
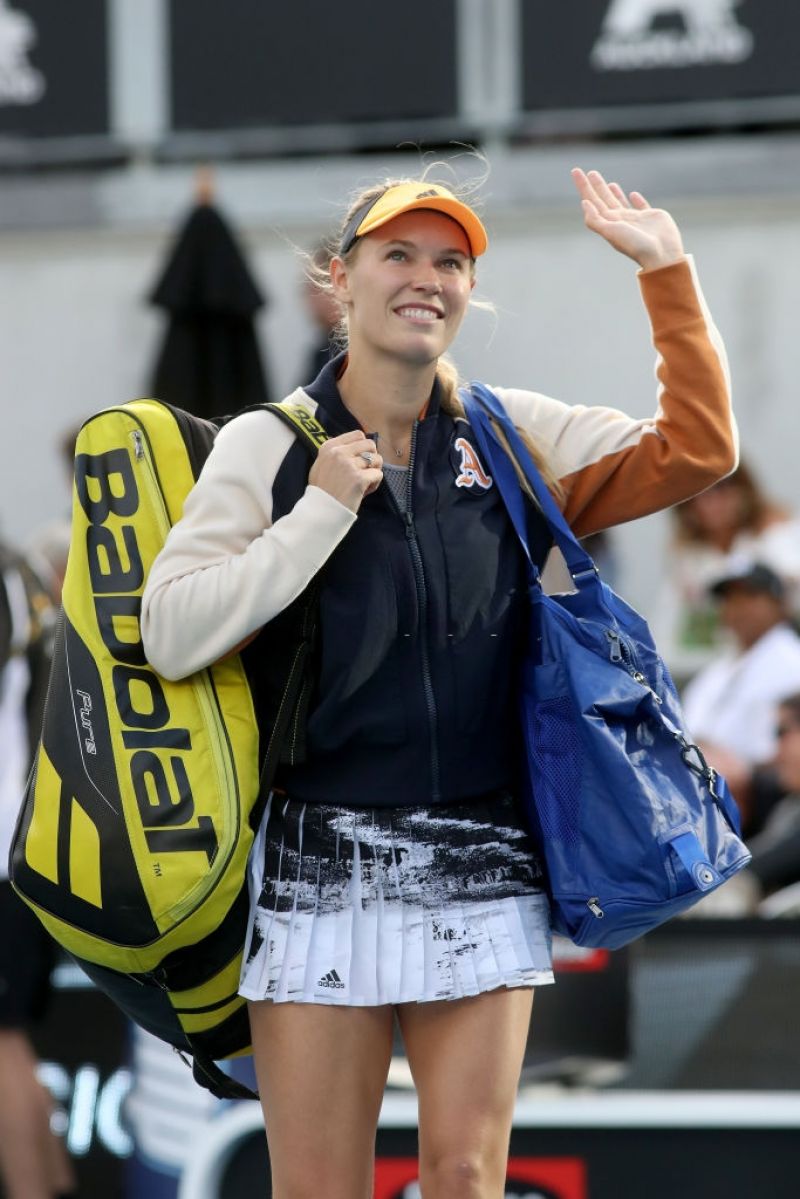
[140,409,356,680]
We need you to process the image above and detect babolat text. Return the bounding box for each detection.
[75,442,218,865]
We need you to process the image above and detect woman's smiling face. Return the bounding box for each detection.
[331,209,475,368]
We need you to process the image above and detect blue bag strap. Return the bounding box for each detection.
[667,830,722,891]
[459,395,535,570]
[461,382,599,586]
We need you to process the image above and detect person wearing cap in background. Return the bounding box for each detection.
[141,167,736,1197]
[682,558,800,836]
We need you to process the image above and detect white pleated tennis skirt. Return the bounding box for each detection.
[239,791,554,1006]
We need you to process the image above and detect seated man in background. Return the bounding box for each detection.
[746,692,800,900]
[681,558,800,835]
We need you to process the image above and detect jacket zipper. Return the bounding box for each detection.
[387,422,441,802]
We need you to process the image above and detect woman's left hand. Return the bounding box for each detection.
[572,167,685,271]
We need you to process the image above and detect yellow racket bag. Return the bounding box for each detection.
[11,398,325,1097]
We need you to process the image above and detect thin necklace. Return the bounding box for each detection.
[374,432,409,460]
[367,398,430,463]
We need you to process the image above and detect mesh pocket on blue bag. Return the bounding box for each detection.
[530,697,582,846]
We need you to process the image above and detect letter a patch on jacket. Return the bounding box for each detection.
[454,437,493,490]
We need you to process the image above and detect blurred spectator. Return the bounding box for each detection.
[0,540,76,1198]
[653,461,800,682]
[681,559,800,833]
[25,423,80,608]
[298,240,341,385]
[746,693,800,900]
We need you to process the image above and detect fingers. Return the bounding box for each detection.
[572,168,650,214]
[578,196,604,234]
[588,170,621,211]
[310,431,384,512]
[572,168,619,213]
[351,436,384,500]
[333,429,372,446]
[326,433,383,473]
[571,167,595,205]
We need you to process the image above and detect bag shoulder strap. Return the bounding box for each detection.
[461,382,598,585]
[238,396,330,787]
[264,396,329,454]
[218,391,329,458]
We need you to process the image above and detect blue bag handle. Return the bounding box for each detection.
[459,393,536,571]
[461,383,602,589]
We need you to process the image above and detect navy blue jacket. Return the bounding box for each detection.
[256,356,552,807]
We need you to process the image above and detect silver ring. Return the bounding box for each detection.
[359,451,375,465]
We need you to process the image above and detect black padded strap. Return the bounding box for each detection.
[187,1045,259,1102]
[263,399,329,454]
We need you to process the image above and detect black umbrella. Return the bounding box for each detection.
[148,179,271,419]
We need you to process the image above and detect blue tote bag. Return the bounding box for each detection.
[462,383,751,949]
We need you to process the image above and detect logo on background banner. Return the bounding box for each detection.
[454,437,492,490]
[0,0,44,105]
[374,1156,588,1199]
[591,0,754,70]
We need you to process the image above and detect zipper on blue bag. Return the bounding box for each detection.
[605,627,639,670]
[605,628,662,704]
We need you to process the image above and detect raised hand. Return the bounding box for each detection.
[571,168,685,271]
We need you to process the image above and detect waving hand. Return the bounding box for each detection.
[572,168,685,271]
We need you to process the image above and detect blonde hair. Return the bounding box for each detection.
[306,171,563,501]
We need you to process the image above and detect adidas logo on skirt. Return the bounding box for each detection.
[318,969,346,990]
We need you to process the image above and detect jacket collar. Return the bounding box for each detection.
[303,351,443,435]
